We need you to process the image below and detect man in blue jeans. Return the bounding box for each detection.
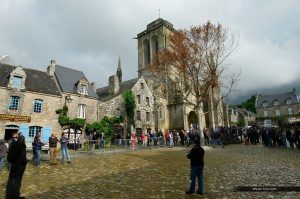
[186,137,205,195]
[60,133,71,163]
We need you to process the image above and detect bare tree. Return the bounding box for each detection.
[149,21,239,143]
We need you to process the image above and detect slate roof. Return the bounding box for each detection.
[54,65,98,98]
[97,78,139,102]
[256,90,298,108]
[236,108,256,117]
[0,63,61,96]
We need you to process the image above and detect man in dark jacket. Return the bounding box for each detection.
[6,132,27,199]
[186,137,205,195]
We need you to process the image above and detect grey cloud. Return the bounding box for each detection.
[0,0,299,95]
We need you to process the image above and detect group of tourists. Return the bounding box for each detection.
[0,131,73,198]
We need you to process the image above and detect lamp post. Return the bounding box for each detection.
[64,94,73,149]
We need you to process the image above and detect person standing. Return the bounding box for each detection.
[0,139,8,172]
[142,132,147,147]
[6,133,27,199]
[186,137,205,195]
[60,133,71,164]
[7,132,18,171]
[49,133,59,166]
[33,133,45,167]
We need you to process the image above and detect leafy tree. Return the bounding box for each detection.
[237,95,256,113]
[149,21,239,144]
[122,90,136,133]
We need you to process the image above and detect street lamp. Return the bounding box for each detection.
[65,95,73,104]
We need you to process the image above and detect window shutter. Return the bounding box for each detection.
[43,126,52,142]
[19,124,29,140]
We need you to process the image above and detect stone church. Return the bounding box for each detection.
[136,18,228,132]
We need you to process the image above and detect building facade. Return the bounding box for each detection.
[228,107,256,127]
[0,62,61,146]
[97,59,155,136]
[255,89,300,127]
[136,18,228,132]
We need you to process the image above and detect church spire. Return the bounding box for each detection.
[116,57,122,82]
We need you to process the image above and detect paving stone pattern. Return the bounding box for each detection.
[0,144,299,199]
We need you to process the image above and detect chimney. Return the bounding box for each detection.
[108,75,120,94]
[91,82,96,93]
[47,59,56,76]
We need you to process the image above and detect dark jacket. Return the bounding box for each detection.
[187,144,205,167]
[49,137,58,148]
[7,140,27,165]
[33,138,45,150]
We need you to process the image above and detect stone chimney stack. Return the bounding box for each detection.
[47,59,56,76]
[108,75,120,94]
[91,82,96,93]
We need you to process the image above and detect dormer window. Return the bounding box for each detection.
[286,99,292,105]
[78,84,87,95]
[12,76,23,89]
[8,65,26,90]
[263,102,268,108]
[274,100,279,106]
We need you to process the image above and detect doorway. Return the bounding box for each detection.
[4,125,19,141]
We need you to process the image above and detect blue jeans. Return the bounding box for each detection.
[213,138,224,148]
[0,157,5,171]
[34,149,42,166]
[189,166,204,193]
[61,147,70,162]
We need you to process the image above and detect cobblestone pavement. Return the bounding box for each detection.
[0,144,299,199]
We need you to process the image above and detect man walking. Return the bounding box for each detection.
[186,137,205,195]
[60,133,71,164]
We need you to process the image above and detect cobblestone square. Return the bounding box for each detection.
[0,144,299,199]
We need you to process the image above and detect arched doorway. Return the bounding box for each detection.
[188,111,199,131]
[4,125,19,141]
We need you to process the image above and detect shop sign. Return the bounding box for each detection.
[0,114,31,122]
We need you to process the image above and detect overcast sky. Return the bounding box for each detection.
[0,0,299,94]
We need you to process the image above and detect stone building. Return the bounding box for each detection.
[228,107,256,127]
[97,59,155,136]
[48,60,99,142]
[0,61,61,146]
[255,89,300,127]
[136,18,227,132]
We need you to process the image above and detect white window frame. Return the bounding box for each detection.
[78,84,87,95]
[275,109,280,116]
[274,100,279,106]
[288,108,293,115]
[263,102,268,108]
[77,104,86,119]
[33,99,43,113]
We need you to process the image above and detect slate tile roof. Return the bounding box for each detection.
[256,90,298,108]
[0,63,61,96]
[54,65,98,98]
[97,78,139,102]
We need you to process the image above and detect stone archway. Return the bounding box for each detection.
[188,111,198,131]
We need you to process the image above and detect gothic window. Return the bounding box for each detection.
[29,126,42,138]
[143,39,150,65]
[9,96,20,111]
[137,110,141,121]
[33,99,43,113]
[151,35,159,54]
[141,82,144,89]
[77,104,86,119]
[146,97,150,106]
